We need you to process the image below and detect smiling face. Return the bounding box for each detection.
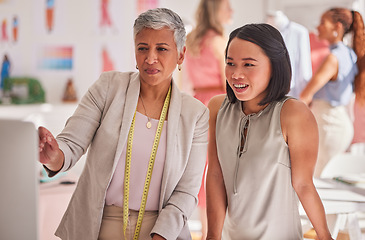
[225,37,272,105]
[135,27,185,88]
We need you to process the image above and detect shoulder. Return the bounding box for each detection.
[180,91,209,119]
[178,93,209,135]
[98,71,137,84]
[330,43,347,58]
[91,71,137,91]
[204,30,226,50]
[181,91,207,109]
[325,53,338,63]
[211,34,227,50]
[281,98,316,132]
[319,53,338,70]
[91,71,137,94]
[208,94,226,118]
[88,71,139,105]
[282,98,313,119]
[333,43,357,63]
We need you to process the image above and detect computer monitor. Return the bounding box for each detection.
[0,119,39,240]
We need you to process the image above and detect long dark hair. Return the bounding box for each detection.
[225,23,291,105]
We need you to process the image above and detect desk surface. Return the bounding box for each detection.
[299,178,365,216]
[0,103,78,119]
[315,178,365,199]
[39,174,78,240]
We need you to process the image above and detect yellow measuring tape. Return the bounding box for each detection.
[123,85,171,240]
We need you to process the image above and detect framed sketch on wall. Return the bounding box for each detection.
[33,0,68,35]
[96,42,133,75]
[90,0,134,35]
[37,45,73,71]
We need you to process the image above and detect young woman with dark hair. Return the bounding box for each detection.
[206,23,333,240]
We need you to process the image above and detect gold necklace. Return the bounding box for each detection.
[139,94,152,129]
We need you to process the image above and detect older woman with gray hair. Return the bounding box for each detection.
[38,8,209,240]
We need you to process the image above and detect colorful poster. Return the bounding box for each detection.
[37,46,73,70]
[137,0,159,14]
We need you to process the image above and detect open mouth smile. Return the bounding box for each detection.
[233,83,248,89]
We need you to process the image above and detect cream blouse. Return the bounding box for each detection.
[105,111,167,211]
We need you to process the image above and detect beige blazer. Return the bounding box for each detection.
[52,71,209,240]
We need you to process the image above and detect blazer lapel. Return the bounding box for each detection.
[159,79,181,209]
[112,72,140,170]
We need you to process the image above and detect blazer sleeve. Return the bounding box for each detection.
[53,73,111,174]
[151,104,209,239]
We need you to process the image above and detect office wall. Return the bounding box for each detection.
[0,0,136,103]
[268,0,364,30]
[0,0,363,103]
[0,0,267,103]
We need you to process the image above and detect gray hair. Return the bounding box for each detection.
[133,8,186,53]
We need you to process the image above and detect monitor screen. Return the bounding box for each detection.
[0,119,39,240]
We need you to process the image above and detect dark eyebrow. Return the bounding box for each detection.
[242,57,257,61]
[227,56,258,61]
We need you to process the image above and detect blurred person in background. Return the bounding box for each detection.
[185,0,232,239]
[185,0,232,105]
[300,8,365,177]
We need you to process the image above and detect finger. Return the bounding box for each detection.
[38,126,47,137]
[38,127,49,144]
[38,126,58,150]
[39,142,45,151]
[46,134,59,151]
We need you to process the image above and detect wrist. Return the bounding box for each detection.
[151,234,165,240]
[206,234,221,240]
[45,149,65,173]
[316,231,333,240]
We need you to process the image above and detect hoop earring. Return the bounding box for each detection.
[178,64,182,71]
[136,65,138,70]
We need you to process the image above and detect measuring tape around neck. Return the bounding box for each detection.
[123,85,171,240]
